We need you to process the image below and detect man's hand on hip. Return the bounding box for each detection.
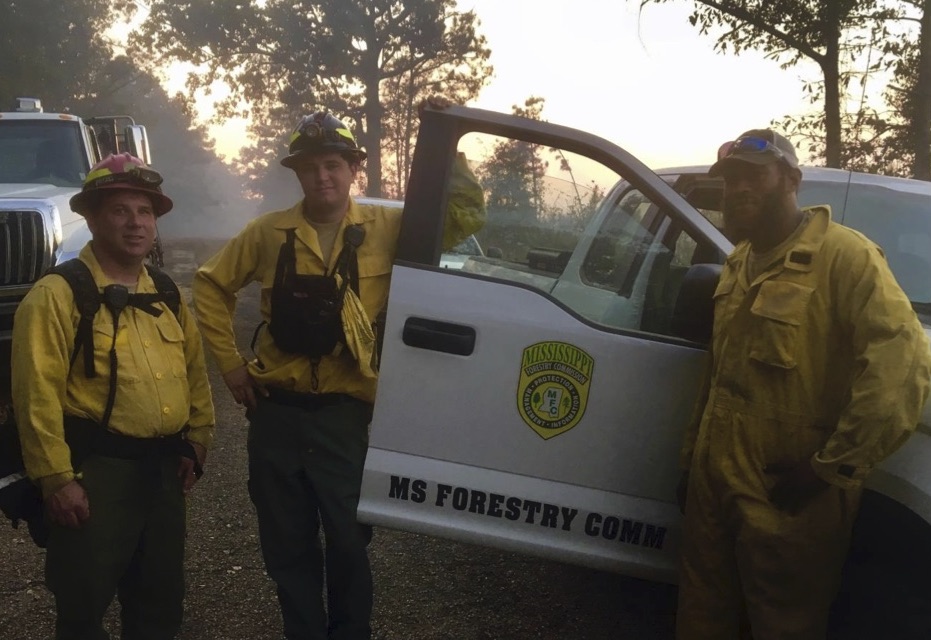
[223,364,267,410]
[46,480,90,528]
[765,460,829,514]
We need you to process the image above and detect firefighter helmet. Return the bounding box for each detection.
[69,153,173,217]
[280,112,367,168]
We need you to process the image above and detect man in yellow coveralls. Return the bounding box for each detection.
[675,129,931,639]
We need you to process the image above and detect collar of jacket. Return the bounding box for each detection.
[79,242,158,293]
[272,197,367,256]
[725,205,832,284]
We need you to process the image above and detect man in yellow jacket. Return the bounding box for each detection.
[675,129,931,639]
[12,153,215,639]
[193,104,484,639]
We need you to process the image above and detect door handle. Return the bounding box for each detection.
[402,317,476,356]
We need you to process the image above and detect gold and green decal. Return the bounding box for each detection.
[517,341,594,440]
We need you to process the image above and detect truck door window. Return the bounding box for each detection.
[575,185,716,336]
[450,133,617,293]
[443,130,717,339]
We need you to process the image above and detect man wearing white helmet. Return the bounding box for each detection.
[11,153,215,639]
[193,103,484,639]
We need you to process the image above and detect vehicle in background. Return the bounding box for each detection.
[358,105,931,635]
[657,166,931,311]
[0,97,153,409]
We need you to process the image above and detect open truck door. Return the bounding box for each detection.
[359,106,731,582]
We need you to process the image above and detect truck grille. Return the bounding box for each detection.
[0,210,45,286]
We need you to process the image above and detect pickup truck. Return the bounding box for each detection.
[357,105,931,634]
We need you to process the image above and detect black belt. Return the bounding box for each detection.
[264,388,361,411]
[63,416,197,468]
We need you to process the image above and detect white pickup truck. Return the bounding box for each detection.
[358,106,931,634]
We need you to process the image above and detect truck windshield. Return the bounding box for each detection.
[0,120,87,188]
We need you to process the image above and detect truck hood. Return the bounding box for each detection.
[0,182,79,200]
[0,182,87,260]
[0,183,79,222]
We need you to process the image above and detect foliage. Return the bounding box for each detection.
[476,97,549,221]
[135,0,493,198]
[0,0,137,110]
[766,0,931,179]
[639,0,899,168]
[473,96,605,263]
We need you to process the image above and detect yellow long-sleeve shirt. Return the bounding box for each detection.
[11,244,216,497]
[193,199,400,403]
[193,154,486,402]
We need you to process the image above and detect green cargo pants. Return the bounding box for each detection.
[246,393,373,640]
[45,453,186,640]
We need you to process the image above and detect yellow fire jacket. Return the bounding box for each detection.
[680,206,931,489]
[193,154,486,403]
[12,244,216,497]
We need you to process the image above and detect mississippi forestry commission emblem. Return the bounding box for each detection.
[517,341,594,440]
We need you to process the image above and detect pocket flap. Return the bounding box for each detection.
[155,315,184,343]
[751,281,813,326]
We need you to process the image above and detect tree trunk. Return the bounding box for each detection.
[823,21,843,168]
[911,0,931,180]
[363,73,383,197]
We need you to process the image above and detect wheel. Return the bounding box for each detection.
[829,490,931,639]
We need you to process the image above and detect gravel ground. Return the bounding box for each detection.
[0,243,678,639]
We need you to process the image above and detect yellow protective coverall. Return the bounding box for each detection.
[192,152,485,400]
[677,206,931,639]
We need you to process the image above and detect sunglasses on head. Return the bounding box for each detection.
[85,165,163,190]
[726,136,786,160]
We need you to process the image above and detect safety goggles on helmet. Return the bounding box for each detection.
[290,116,357,148]
[70,153,173,217]
[84,164,164,191]
[281,112,367,168]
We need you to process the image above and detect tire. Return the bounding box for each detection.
[829,490,931,639]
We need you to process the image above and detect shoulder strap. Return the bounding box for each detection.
[45,260,101,378]
[333,224,365,297]
[274,228,298,288]
[143,264,181,320]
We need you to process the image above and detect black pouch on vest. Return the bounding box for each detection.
[269,272,346,357]
[266,226,363,359]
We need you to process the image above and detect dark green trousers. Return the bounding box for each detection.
[45,454,186,640]
[247,395,373,640]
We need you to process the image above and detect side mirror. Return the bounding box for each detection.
[125,125,152,164]
[669,263,721,345]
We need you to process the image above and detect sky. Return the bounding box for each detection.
[193,0,823,170]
